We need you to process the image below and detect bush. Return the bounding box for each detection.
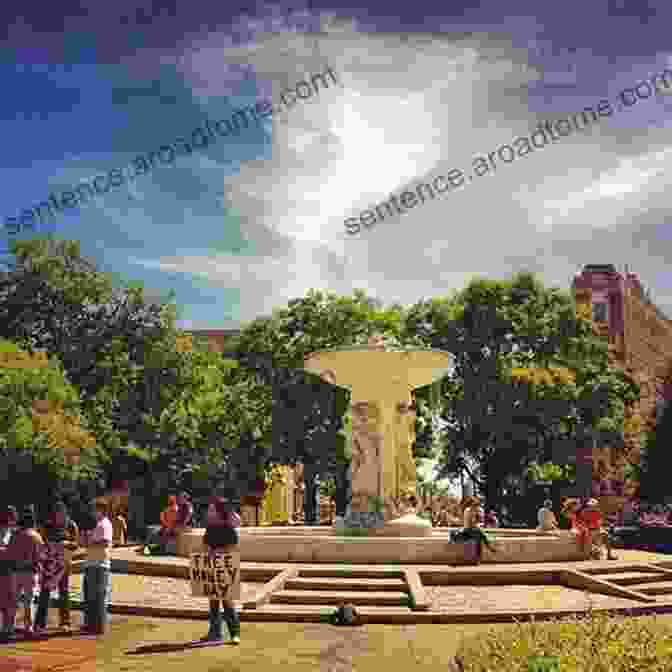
[454,610,672,671]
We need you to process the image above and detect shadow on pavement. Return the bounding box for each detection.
[126,639,231,655]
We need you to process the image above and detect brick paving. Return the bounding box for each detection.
[424,584,648,614]
[68,573,265,610]
[43,546,672,621]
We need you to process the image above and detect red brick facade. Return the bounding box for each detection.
[572,264,672,497]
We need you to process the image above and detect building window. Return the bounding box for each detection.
[592,302,608,323]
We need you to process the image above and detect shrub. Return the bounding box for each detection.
[454,609,672,671]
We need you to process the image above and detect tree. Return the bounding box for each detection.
[0,339,102,510]
[403,272,640,509]
[639,395,672,504]
[0,237,192,487]
[233,290,411,521]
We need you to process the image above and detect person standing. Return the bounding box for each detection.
[6,506,44,636]
[578,498,618,560]
[562,498,591,556]
[176,492,194,528]
[0,506,18,640]
[201,496,241,644]
[34,501,79,633]
[80,499,113,635]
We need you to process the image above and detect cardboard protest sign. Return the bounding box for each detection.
[189,551,240,600]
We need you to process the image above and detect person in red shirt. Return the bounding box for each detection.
[562,498,591,556]
[577,499,618,560]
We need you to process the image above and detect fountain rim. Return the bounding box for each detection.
[303,344,455,362]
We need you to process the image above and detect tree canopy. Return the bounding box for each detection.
[403,271,640,507]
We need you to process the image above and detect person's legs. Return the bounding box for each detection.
[89,567,109,634]
[205,599,224,640]
[1,604,17,637]
[0,576,17,637]
[58,569,71,627]
[15,574,35,633]
[97,568,110,633]
[83,567,96,631]
[222,600,240,642]
[34,587,50,630]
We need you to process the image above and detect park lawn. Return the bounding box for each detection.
[7,614,672,672]
[2,614,504,672]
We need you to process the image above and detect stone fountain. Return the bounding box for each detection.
[303,335,454,537]
[175,334,588,563]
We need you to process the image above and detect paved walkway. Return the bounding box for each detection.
[2,548,672,670]
[61,546,672,623]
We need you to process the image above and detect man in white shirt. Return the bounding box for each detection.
[81,499,113,635]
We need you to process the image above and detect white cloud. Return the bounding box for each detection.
[138,16,672,327]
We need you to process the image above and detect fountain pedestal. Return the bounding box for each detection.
[303,338,453,536]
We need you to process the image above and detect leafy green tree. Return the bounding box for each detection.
[0,237,205,517]
[0,339,102,509]
[234,290,412,521]
[403,272,640,509]
[639,395,672,504]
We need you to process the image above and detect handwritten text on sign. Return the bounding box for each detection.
[189,551,240,600]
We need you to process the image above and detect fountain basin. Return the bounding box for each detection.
[175,527,585,564]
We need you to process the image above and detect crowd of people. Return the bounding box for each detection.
[2,485,665,642]
[0,490,242,644]
[0,498,113,641]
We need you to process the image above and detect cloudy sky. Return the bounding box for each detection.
[2,0,672,329]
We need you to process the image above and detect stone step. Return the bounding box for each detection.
[581,565,659,576]
[284,577,408,592]
[599,571,668,586]
[270,590,410,606]
[297,567,406,579]
[257,603,413,614]
[252,603,414,622]
[635,581,672,596]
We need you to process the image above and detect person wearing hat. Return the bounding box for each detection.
[5,506,44,636]
[0,506,18,639]
[201,496,241,644]
[561,498,590,554]
[578,498,618,560]
[34,500,79,633]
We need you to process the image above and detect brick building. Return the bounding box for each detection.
[572,264,672,499]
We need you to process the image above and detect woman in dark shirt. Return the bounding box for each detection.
[35,501,79,632]
[201,496,241,644]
